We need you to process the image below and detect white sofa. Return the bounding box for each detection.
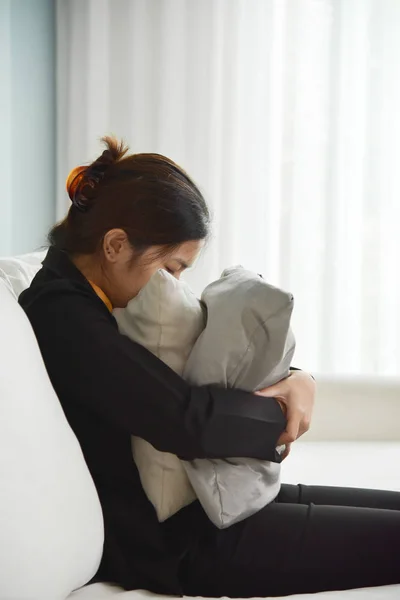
[0,252,399,600]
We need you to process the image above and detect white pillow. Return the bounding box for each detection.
[114,270,205,522]
[0,279,104,600]
[0,251,46,299]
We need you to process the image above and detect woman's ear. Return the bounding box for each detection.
[102,229,131,263]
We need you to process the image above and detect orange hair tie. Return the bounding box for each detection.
[66,166,87,202]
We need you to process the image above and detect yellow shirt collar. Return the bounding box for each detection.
[88,280,113,313]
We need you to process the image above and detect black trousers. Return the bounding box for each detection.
[182,483,400,597]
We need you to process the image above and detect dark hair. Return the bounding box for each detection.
[49,136,210,257]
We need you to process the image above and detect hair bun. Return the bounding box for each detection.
[100,149,114,163]
[88,149,114,182]
[66,137,129,212]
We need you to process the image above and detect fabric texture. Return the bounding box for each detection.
[181,484,400,598]
[115,266,295,528]
[114,270,205,522]
[69,581,400,600]
[19,247,286,595]
[184,266,295,388]
[183,266,295,527]
[0,252,45,298]
[0,274,104,600]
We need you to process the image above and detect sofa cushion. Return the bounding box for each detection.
[0,251,46,299]
[0,278,104,600]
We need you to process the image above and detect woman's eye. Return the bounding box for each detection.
[165,267,175,275]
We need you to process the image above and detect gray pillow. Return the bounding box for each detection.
[183,266,295,528]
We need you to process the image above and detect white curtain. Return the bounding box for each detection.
[56,0,400,378]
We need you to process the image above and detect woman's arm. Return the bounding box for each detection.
[25,288,287,462]
[257,370,316,446]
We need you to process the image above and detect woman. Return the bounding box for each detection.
[20,138,400,597]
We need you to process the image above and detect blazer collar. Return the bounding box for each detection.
[42,246,90,287]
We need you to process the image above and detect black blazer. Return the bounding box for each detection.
[19,247,286,594]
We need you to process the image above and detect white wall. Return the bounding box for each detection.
[0,0,56,256]
[305,377,400,442]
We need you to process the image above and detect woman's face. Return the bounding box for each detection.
[100,230,203,308]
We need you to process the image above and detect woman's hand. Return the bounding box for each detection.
[256,370,315,447]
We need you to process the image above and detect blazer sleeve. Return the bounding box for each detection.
[25,288,286,462]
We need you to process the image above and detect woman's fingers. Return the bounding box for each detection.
[281,443,292,460]
[278,407,300,445]
[256,371,316,446]
[256,380,288,400]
